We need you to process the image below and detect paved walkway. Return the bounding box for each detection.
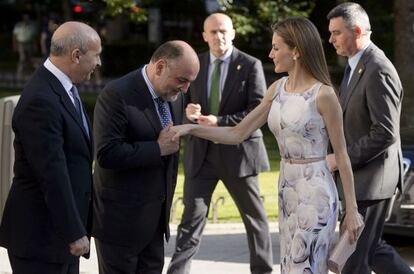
[0,222,413,274]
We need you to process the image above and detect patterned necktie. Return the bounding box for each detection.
[154,97,171,128]
[209,59,223,115]
[70,85,90,138]
[339,64,351,99]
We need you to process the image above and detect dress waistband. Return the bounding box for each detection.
[281,156,325,164]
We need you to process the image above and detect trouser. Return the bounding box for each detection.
[167,145,273,274]
[8,253,79,274]
[95,224,164,274]
[342,199,414,274]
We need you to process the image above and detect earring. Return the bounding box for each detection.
[293,56,297,61]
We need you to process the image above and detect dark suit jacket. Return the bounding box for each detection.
[92,68,182,249]
[337,43,403,201]
[0,65,93,263]
[183,48,269,178]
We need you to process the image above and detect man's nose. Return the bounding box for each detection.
[216,32,224,39]
[181,82,191,93]
[97,56,102,67]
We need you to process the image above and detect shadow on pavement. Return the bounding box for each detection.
[165,232,281,264]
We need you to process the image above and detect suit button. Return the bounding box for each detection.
[159,196,166,202]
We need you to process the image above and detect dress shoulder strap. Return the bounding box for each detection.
[271,76,287,101]
[311,82,324,97]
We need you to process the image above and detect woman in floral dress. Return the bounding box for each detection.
[171,17,364,274]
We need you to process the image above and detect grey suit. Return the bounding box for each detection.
[337,43,412,274]
[167,48,273,274]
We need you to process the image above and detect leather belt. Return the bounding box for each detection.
[281,156,325,164]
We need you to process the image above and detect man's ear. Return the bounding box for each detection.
[353,25,363,39]
[155,59,167,76]
[71,48,81,64]
[202,31,208,43]
[229,28,235,41]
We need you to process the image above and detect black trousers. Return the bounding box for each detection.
[342,199,414,274]
[95,223,164,274]
[8,253,79,274]
[167,144,273,274]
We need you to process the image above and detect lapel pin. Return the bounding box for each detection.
[237,65,242,70]
[358,68,363,74]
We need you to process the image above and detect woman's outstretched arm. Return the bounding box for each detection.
[171,81,279,144]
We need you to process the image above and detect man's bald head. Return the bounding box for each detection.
[203,13,233,31]
[147,40,199,101]
[48,21,102,84]
[202,13,235,57]
[150,40,198,65]
[50,21,100,56]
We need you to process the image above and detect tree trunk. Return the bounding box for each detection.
[394,0,414,127]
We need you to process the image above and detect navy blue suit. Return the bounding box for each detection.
[92,69,183,274]
[0,65,93,267]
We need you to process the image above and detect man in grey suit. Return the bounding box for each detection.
[167,13,273,274]
[327,3,413,274]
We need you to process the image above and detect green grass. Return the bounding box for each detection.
[171,129,281,223]
[0,90,20,97]
[171,167,280,224]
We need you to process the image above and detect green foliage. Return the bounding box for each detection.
[217,0,315,39]
[102,0,149,23]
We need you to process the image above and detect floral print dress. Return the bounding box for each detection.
[268,77,339,274]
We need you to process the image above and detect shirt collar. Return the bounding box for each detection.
[348,41,371,71]
[43,58,73,92]
[209,46,233,65]
[141,65,158,100]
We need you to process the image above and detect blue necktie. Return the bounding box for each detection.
[340,64,351,99]
[70,85,90,138]
[154,97,171,128]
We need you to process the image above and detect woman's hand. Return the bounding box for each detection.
[170,124,194,141]
[341,209,364,243]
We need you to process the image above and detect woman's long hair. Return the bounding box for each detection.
[272,17,332,86]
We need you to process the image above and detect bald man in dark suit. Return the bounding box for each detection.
[92,41,199,274]
[0,22,101,274]
[167,13,273,274]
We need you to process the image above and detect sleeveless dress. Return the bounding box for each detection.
[267,77,339,274]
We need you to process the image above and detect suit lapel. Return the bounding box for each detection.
[341,45,373,110]
[81,103,94,155]
[199,54,210,113]
[40,67,93,153]
[341,62,365,109]
[220,48,241,109]
[134,69,163,133]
